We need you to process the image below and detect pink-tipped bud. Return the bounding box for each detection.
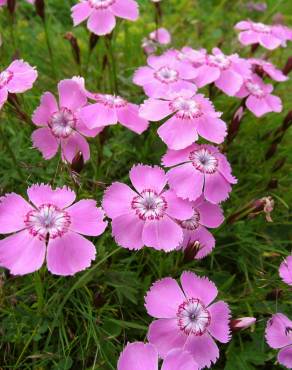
[231,317,256,332]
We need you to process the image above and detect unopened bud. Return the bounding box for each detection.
[227,105,245,144]
[94,292,105,308]
[7,0,16,14]
[231,317,256,332]
[35,0,45,20]
[64,32,81,66]
[89,33,99,52]
[272,158,286,172]
[183,241,201,262]
[282,56,292,76]
[71,151,84,174]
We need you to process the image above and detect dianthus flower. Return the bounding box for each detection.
[140,90,227,149]
[162,144,237,204]
[71,0,139,36]
[149,27,171,45]
[145,271,231,369]
[102,164,193,251]
[279,255,292,286]
[265,313,292,369]
[0,59,37,110]
[249,58,288,82]
[0,184,107,276]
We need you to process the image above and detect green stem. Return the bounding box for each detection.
[34,271,44,314]
[43,18,57,79]
[105,37,118,94]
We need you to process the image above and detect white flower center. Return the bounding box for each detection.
[245,81,264,97]
[189,148,218,174]
[49,108,76,138]
[252,22,271,33]
[95,94,127,108]
[24,204,71,240]
[170,96,201,119]
[88,0,115,9]
[177,298,211,335]
[0,70,13,89]
[154,66,179,84]
[208,54,231,69]
[179,209,200,230]
[131,189,167,220]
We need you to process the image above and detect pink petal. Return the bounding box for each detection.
[77,121,104,137]
[204,172,232,204]
[0,88,8,109]
[110,0,139,21]
[278,346,292,369]
[163,190,193,220]
[32,92,58,126]
[196,200,224,228]
[87,9,116,36]
[181,226,215,259]
[0,193,33,233]
[0,230,46,275]
[184,333,219,368]
[238,31,259,45]
[133,66,154,86]
[265,313,292,349]
[139,98,172,121]
[207,301,231,343]
[102,182,136,219]
[175,62,198,80]
[167,163,204,202]
[111,212,144,250]
[145,277,185,319]
[265,94,282,113]
[279,256,292,286]
[58,79,87,112]
[142,217,183,251]
[259,34,282,50]
[6,60,37,93]
[180,271,218,306]
[196,116,227,144]
[246,95,272,117]
[235,21,251,31]
[71,2,92,26]
[117,103,149,134]
[215,69,243,96]
[162,145,194,167]
[161,349,199,370]
[143,80,169,99]
[194,65,220,88]
[117,342,158,370]
[129,164,167,194]
[79,103,117,129]
[66,200,107,236]
[61,132,90,163]
[27,184,76,209]
[216,153,238,184]
[32,127,59,160]
[158,116,198,150]
[147,319,187,359]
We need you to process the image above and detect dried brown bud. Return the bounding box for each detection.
[94,292,105,308]
[7,0,16,14]
[64,32,81,66]
[272,158,286,172]
[35,0,45,20]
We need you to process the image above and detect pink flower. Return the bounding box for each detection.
[193,48,251,95]
[149,28,171,45]
[235,20,290,50]
[142,38,157,56]
[140,90,227,149]
[235,73,282,117]
[79,93,149,134]
[0,59,37,110]
[279,256,292,286]
[133,51,198,98]
[71,0,139,36]
[0,184,107,276]
[249,58,288,82]
[102,164,193,251]
[145,271,231,369]
[175,47,207,67]
[32,79,102,163]
[178,196,224,259]
[162,144,237,204]
[118,342,198,370]
[265,313,292,369]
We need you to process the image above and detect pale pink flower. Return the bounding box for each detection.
[71,0,139,36]
[102,164,193,251]
[145,271,231,369]
[32,79,102,163]
[265,313,292,369]
[235,20,290,50]
[174,47,207,67]
[178,196,224,259]
[140,90,227,150]
[0,184,107,276]
[279,255,292,286]
[235,73,282,117]
[0,59,37,110]
[249,58,288,82]
[133,51,198,98]
[142,38,157,55]
[162,144,237,204]
[118,342,198,370]
[149,28,171,45]
[193,47,251,95]
[79,93,149,134]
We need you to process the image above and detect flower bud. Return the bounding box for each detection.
[64,32,81,66]
[89,33,99,52]
[7,0,16,14]
[71,151,84,174]
[35,0,45,20]
[183,241,201,262]
[282,56,292,76]
[231,317,256,332]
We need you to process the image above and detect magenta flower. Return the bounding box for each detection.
[133,51,198,98]
[194,47,251,95]
[0,184,107,276]
[265,313,292,369]
[162,144,237,204]
[102,164,193,251]
[235,20,290,50]
[279,256,292,286]
[235,73,282,117]
[249,58,288,82]
[0,59,37,110]
[32,79,102,163]
[118,342,198,370]
[149,28,171,45]
[140,90,227,150]
[71,0,139,36]
[79,93,149,134]
[145,271,231,369]
[178,196,224,259]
